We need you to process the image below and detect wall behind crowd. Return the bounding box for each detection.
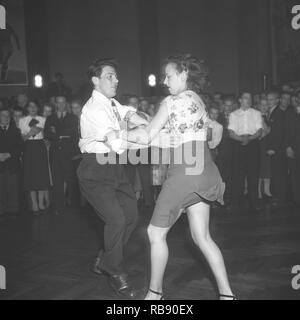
[45,0,240,96]
[45,0,142,100]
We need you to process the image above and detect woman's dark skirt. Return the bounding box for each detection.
[23,140,50,191]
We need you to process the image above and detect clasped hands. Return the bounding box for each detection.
[240,134,252,146]
[29,126,43,136]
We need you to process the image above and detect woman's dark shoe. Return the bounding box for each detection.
[148,288,164,300]
[219,294,237,300]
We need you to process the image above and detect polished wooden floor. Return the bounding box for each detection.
[0,202,299,300]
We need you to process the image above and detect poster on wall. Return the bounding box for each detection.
[0,0,28,86]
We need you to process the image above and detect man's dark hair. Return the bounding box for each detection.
[55,95,68,101]
[87,58,118,81]
[0,107,11,114]
[266,90,280,98]
[239,92,252,99]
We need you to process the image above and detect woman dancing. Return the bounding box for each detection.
[107,54,236,300]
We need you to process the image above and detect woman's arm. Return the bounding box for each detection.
[125,101,169,145]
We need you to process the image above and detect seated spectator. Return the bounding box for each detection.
[0,108,23,217]
[19,101,50,215]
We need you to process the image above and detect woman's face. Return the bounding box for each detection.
[163,63,187,95]
[27,102,38,116]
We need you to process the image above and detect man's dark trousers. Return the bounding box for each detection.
[231,140,260,207]
[77,153,138,275]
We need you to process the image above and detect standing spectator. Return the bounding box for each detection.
[217,98,235,207]
[266,91,288,207]
[12,107,24,129]
[44,95,79,215]
[15,93,29,112]
[70,98,86,208]
[279,92,292,113]
[257,98,272,200]
[0,108,23,217]
[42,103,54,205]
[19,101,50,215]
[137,98,154,208]
[285,96,300,207]
[228,92,263,211]
[208,106,223,161]
[42,104,53,118]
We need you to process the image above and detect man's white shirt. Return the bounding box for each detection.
[79,90,136,154]
[228,108,263,136]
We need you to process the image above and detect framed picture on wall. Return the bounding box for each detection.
[0,0,28,86]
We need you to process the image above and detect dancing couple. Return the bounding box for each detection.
[77,55,236,300]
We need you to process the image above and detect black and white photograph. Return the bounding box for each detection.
[0,0,300,305]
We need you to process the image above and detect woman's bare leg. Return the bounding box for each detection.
[187,202,234,299]
[145,224,170,300]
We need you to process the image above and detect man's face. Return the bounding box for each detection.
[94,66,119,99]
[0,111,11,126]
[128,97,139,110]
[71,102,82,117]
[13,111,23,127]
[259,99,269,114]
[17,94,28,107]
[239,93,252,109]
[140,99,149,113]
[267,93,279,109]
[56,97,67,113]
[280,94,291,109]
[43,105,53,118]
[214,94,222,103]
[209,108,219,121]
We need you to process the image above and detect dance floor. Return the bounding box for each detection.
[0,203,299,300]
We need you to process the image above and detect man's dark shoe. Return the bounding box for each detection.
[108,273,137,299]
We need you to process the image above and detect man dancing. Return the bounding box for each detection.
[77,59,148,298]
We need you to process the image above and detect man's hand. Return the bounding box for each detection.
[241,135,250,146]
[50,126,56,134]
[267,150,276,156]
[287,147,295,159]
